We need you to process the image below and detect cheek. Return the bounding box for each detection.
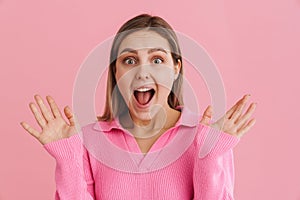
[115,64,135,81]
[116,75,128,95]
[116,80,130,105]
[115,68,135,100]
[152,67,175,91]
[115,65,122,81]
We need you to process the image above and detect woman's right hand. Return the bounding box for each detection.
[20,95,78,145]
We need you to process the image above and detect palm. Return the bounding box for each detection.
[40,116,76,144]
[200,94,257,138]
[20,95,78,145]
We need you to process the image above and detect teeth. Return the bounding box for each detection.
[135,87,152,92]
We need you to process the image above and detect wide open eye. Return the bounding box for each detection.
[123,57,137,65]
[153,57,163,64]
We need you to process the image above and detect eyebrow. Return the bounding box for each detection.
[119,48,168,55]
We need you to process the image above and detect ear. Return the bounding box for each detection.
[174,59,182,80]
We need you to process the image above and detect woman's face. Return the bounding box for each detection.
[115,30,181,125]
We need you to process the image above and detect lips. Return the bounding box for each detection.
[133,86,155,106]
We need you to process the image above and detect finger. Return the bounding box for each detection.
[34,94,54,122]
[237,119,248,132]
[29,102,47,128]
[229,94,250,121]
[225,96,245,119]
[200,105,213,126]
[235,102,257,128]
[237,118,256,138]
[46,95,62,118]
[20,121,41,139]
[64,106,75,126]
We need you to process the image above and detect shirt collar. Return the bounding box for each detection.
[92,106,199,132]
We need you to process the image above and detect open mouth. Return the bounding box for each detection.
[133,87,155,106]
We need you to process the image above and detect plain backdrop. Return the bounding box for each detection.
[1,0,300,199]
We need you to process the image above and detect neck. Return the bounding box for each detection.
[120,106,180,139]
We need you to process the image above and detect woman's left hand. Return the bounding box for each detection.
[200,94,257,138]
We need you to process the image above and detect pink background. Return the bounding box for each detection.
[1,0,300,199]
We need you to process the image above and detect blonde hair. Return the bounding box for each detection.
[97,14,184,121]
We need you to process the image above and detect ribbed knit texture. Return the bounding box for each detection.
[44,109,240,200]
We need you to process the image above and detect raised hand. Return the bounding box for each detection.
[20,95,78,145]
[200,94,257,138]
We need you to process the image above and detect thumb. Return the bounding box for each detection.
[200,105,213,126]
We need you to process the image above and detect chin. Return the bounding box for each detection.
[128,104,162,125]
[131,108,153,122]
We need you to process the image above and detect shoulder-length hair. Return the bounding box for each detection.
[97,14,184,121]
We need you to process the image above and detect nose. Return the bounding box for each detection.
[135,66,150,80]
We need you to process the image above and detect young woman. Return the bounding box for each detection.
[20,14,256,199]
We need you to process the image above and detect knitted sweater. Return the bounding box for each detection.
[44,108,240,200]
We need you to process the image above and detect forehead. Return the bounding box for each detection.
[118,30,171,55]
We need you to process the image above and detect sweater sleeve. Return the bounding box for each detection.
[193,124,240,200]
[43,134,95,200]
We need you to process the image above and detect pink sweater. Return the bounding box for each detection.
[44,108,240,200]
